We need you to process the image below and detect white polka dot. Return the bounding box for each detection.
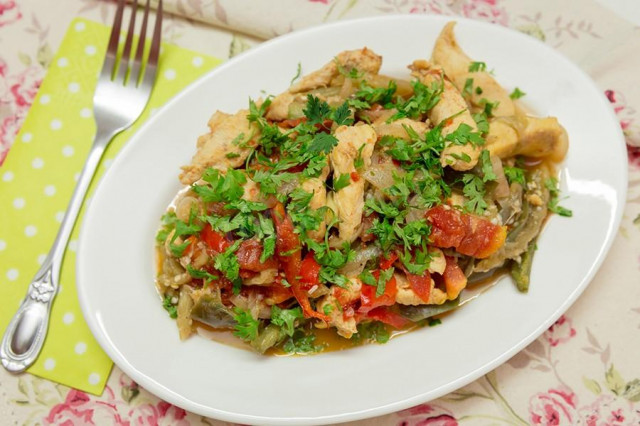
[50,119,62,130]
[192,56,203,67]
[21,133,32,143]
[150,108,158,116]
[6,269,19,281]
[13,198,25,209]
[74,173,80,182]
[164,69,176,80]
[55,211,64,222]
[63,312,75,325]
[57,57,69,67]
[68,240,78,252]
[85,45,97,56]
[25,225,37,237]
[75,22,86,31]
[88,373,100,385]
[39,94,51,105]
[44,185,56,196]
[58,285,63,294]
[62,145,74,157]
[68,82,80,93]
[44,358,56,371]
[37,254,46,265]
[32,158,44,169]
[80,108,92,118]
[102,159,113,170]
[0,240,6,251]
[75,342,87,355]
[3,171,14,181]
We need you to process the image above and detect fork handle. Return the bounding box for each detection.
[1,128,115,373]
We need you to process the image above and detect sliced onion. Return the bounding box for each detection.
[490,155,510,199]
[339,244,382,278]
[362,157,402,191]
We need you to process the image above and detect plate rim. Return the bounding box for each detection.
[77,14,628,425]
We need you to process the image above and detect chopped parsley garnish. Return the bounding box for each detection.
[270,306,303,337]
[468,61,487,72]
[504,166,526,185]
[354,144,366,169]
[283,329,324,354]
[233,308,260,342]
[308,132,338,154]
[509,87,526,99]
[185,265,219,282]
[303,94,332,125]
[350,80,397,110]
[445,123,485,147]
[332,173,351,191]
[388,78,443,122]
[290,62,302,86]
[479,98,499,117]
[360,267,394,296]
[354,321,390,344]
[463,78,474,97]
[213,240,241,282]
[545,177,573,217]
[331,101,353,126]
[162,295,177,319]
[480,150,497,182]
[462,173,488,214]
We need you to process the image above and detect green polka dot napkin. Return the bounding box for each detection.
[0,18,220,395]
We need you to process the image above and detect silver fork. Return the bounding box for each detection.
[1,0,163,373]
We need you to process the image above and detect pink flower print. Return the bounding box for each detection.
[9,65,42,108]
[545,315,576,347]
[461,0,509,26]
[0,114,21,163]
[578,395,640,426]
[156,401,189,426]
[408,1,450,15]
[529,387,577,425]
[397,403,459,426]
[43,389,129,425]
[0,1,21,27]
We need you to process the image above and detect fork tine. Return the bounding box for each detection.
[100,0,126,80]
[148,0,162,68]
[131,0,151,86]
[116,0,139,84]
[139,0,162,88]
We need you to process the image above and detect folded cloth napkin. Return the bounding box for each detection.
[0,17,220,395]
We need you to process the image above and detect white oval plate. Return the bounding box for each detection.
[77,15,627,425]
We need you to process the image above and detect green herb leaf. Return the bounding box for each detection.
[332,101,353,126]
[463,78,474,97]
[545,177,573,217]
[185,265,219,282]
[233,308,260,342]
[462,173,488,214]
[504,166,526,185]
[162,295,177,319]
[270,306,304,337]
[214,240,242,281]
[290,62,302,86]
[332,173,351,191]
[468,61,487,72]
[509,87,526,99]
[480,150,497,182]
[308,132,338,154]
[303,94,332,125]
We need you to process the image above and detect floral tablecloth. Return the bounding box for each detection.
[1,0,640,425]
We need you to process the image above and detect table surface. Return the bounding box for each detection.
[1,0,640,425]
